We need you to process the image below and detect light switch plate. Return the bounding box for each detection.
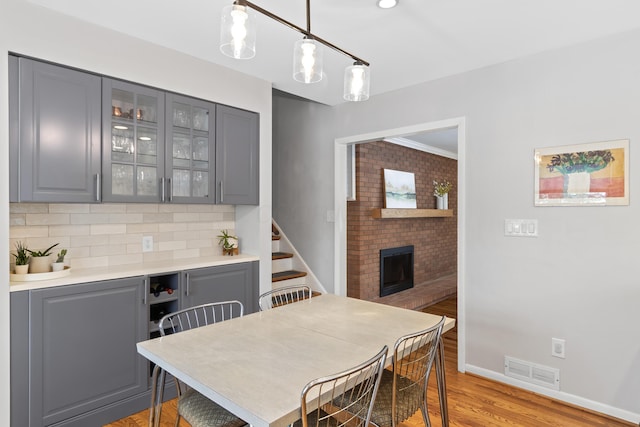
[505,219,538,237]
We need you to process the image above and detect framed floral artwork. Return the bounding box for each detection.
[534,139,629,206]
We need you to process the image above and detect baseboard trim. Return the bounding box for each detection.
[465,364,640,425]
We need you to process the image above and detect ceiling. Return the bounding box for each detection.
[27,0,640,108]
[25,0,640,155]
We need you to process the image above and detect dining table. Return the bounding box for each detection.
[137,293,456,427]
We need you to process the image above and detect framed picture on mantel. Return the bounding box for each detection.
[534,139,629,206]
[383,169,417,209]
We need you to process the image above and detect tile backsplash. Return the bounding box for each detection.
[9,203,235,270]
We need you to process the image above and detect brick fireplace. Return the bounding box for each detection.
[347,140,457,302]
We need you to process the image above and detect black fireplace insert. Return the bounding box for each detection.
[379,245,414,297]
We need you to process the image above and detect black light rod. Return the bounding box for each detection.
[234,0,370,67]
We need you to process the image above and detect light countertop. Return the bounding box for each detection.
[9,253,259,292]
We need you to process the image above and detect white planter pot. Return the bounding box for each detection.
[30,256,52,273]
[51,262,65,272]
[14,264,29,274]
[436,193,449,210]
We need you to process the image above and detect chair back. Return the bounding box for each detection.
[159,300,244,336]
[300,345,387,427]
[389,316,445,426]
[258,285,312,310]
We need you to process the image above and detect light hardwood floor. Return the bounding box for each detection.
[105,296,635,427]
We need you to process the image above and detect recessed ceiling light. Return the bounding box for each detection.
[377,0,398,9]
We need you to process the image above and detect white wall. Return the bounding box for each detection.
[1,1,273,423]
[274,29,640,423]
[272,93,336,291]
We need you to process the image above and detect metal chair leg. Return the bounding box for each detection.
[149,364,167,427]
[435,338,449,427]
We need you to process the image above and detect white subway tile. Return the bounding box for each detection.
[126,204,159,213]
[159,240,187,251]
[127,223,159,234]
[91,224,127,235]
[49,204,90,214]
[71,213,110,225]
[49,225,91,237]
[90,204,127,213]
[26,213,70,226]
[10,226,49,239]
[109,213,143,224]
[173,248,200,260]
[10,203,49,214]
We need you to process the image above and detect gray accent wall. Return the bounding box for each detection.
[274,31,640,422]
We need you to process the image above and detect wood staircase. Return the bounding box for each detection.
[271,224,309,289]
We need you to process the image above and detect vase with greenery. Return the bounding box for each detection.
[546,150,615,194]
[51,249,67,272]
[12,241,31,274]
[27,243,59,273]
[217,230,239,256]
[433,180,453,210]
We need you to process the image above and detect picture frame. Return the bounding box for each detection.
[383,169,417,208]
[534,139,629,206]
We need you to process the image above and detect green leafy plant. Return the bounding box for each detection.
[546,150,615,175]
[12,241,31,266]
[217,230,238,250]
[433,180,453,197]
[55,249,67,263]
[27,243,59,258]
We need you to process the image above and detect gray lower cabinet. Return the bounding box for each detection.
[215,105,259,205]
[182,261,258,313]
[11,277,149,427]
[9,55,102,203]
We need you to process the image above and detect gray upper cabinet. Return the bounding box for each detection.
[102,78,165,203]
[10,56,102,203]
[166,93,216,203]
[216,105,259,205]
[23,277,147,426]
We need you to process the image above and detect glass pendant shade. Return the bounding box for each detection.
[293,38,323,84]
[343,62,370,101]
[220,3,256,59]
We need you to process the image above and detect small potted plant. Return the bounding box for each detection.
[12,241,31,274]
[51,249,67,272]
[217,230,239,256]
[433,180,453,210]
[27,243,59,274]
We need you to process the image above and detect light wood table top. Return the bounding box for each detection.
[137,294,455,427]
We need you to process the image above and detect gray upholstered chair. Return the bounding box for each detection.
[295,345,388,427]
[332,317,445,427]
[149,301,247,427]
[258,285,312,310]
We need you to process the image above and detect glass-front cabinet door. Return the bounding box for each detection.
[102,79,165,202]
[166,93,215,203]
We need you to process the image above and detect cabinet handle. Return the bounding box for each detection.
[96,174,101,202]
[161,178,166,203]
[143,278,148,305]
[167,178,172,202]
[185,273,190,296]
[220,181,224,203]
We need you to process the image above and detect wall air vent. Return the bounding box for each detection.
[504,356,560,391]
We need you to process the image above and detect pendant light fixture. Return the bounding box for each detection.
[344,61,370,102]
[220,0,370,101]
[220,2,256,59]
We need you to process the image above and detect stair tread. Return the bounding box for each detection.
[272,235,281,241]
[272,252,294,260]
[272,270,307,282]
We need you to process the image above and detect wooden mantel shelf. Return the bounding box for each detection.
[371,208,453,219]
